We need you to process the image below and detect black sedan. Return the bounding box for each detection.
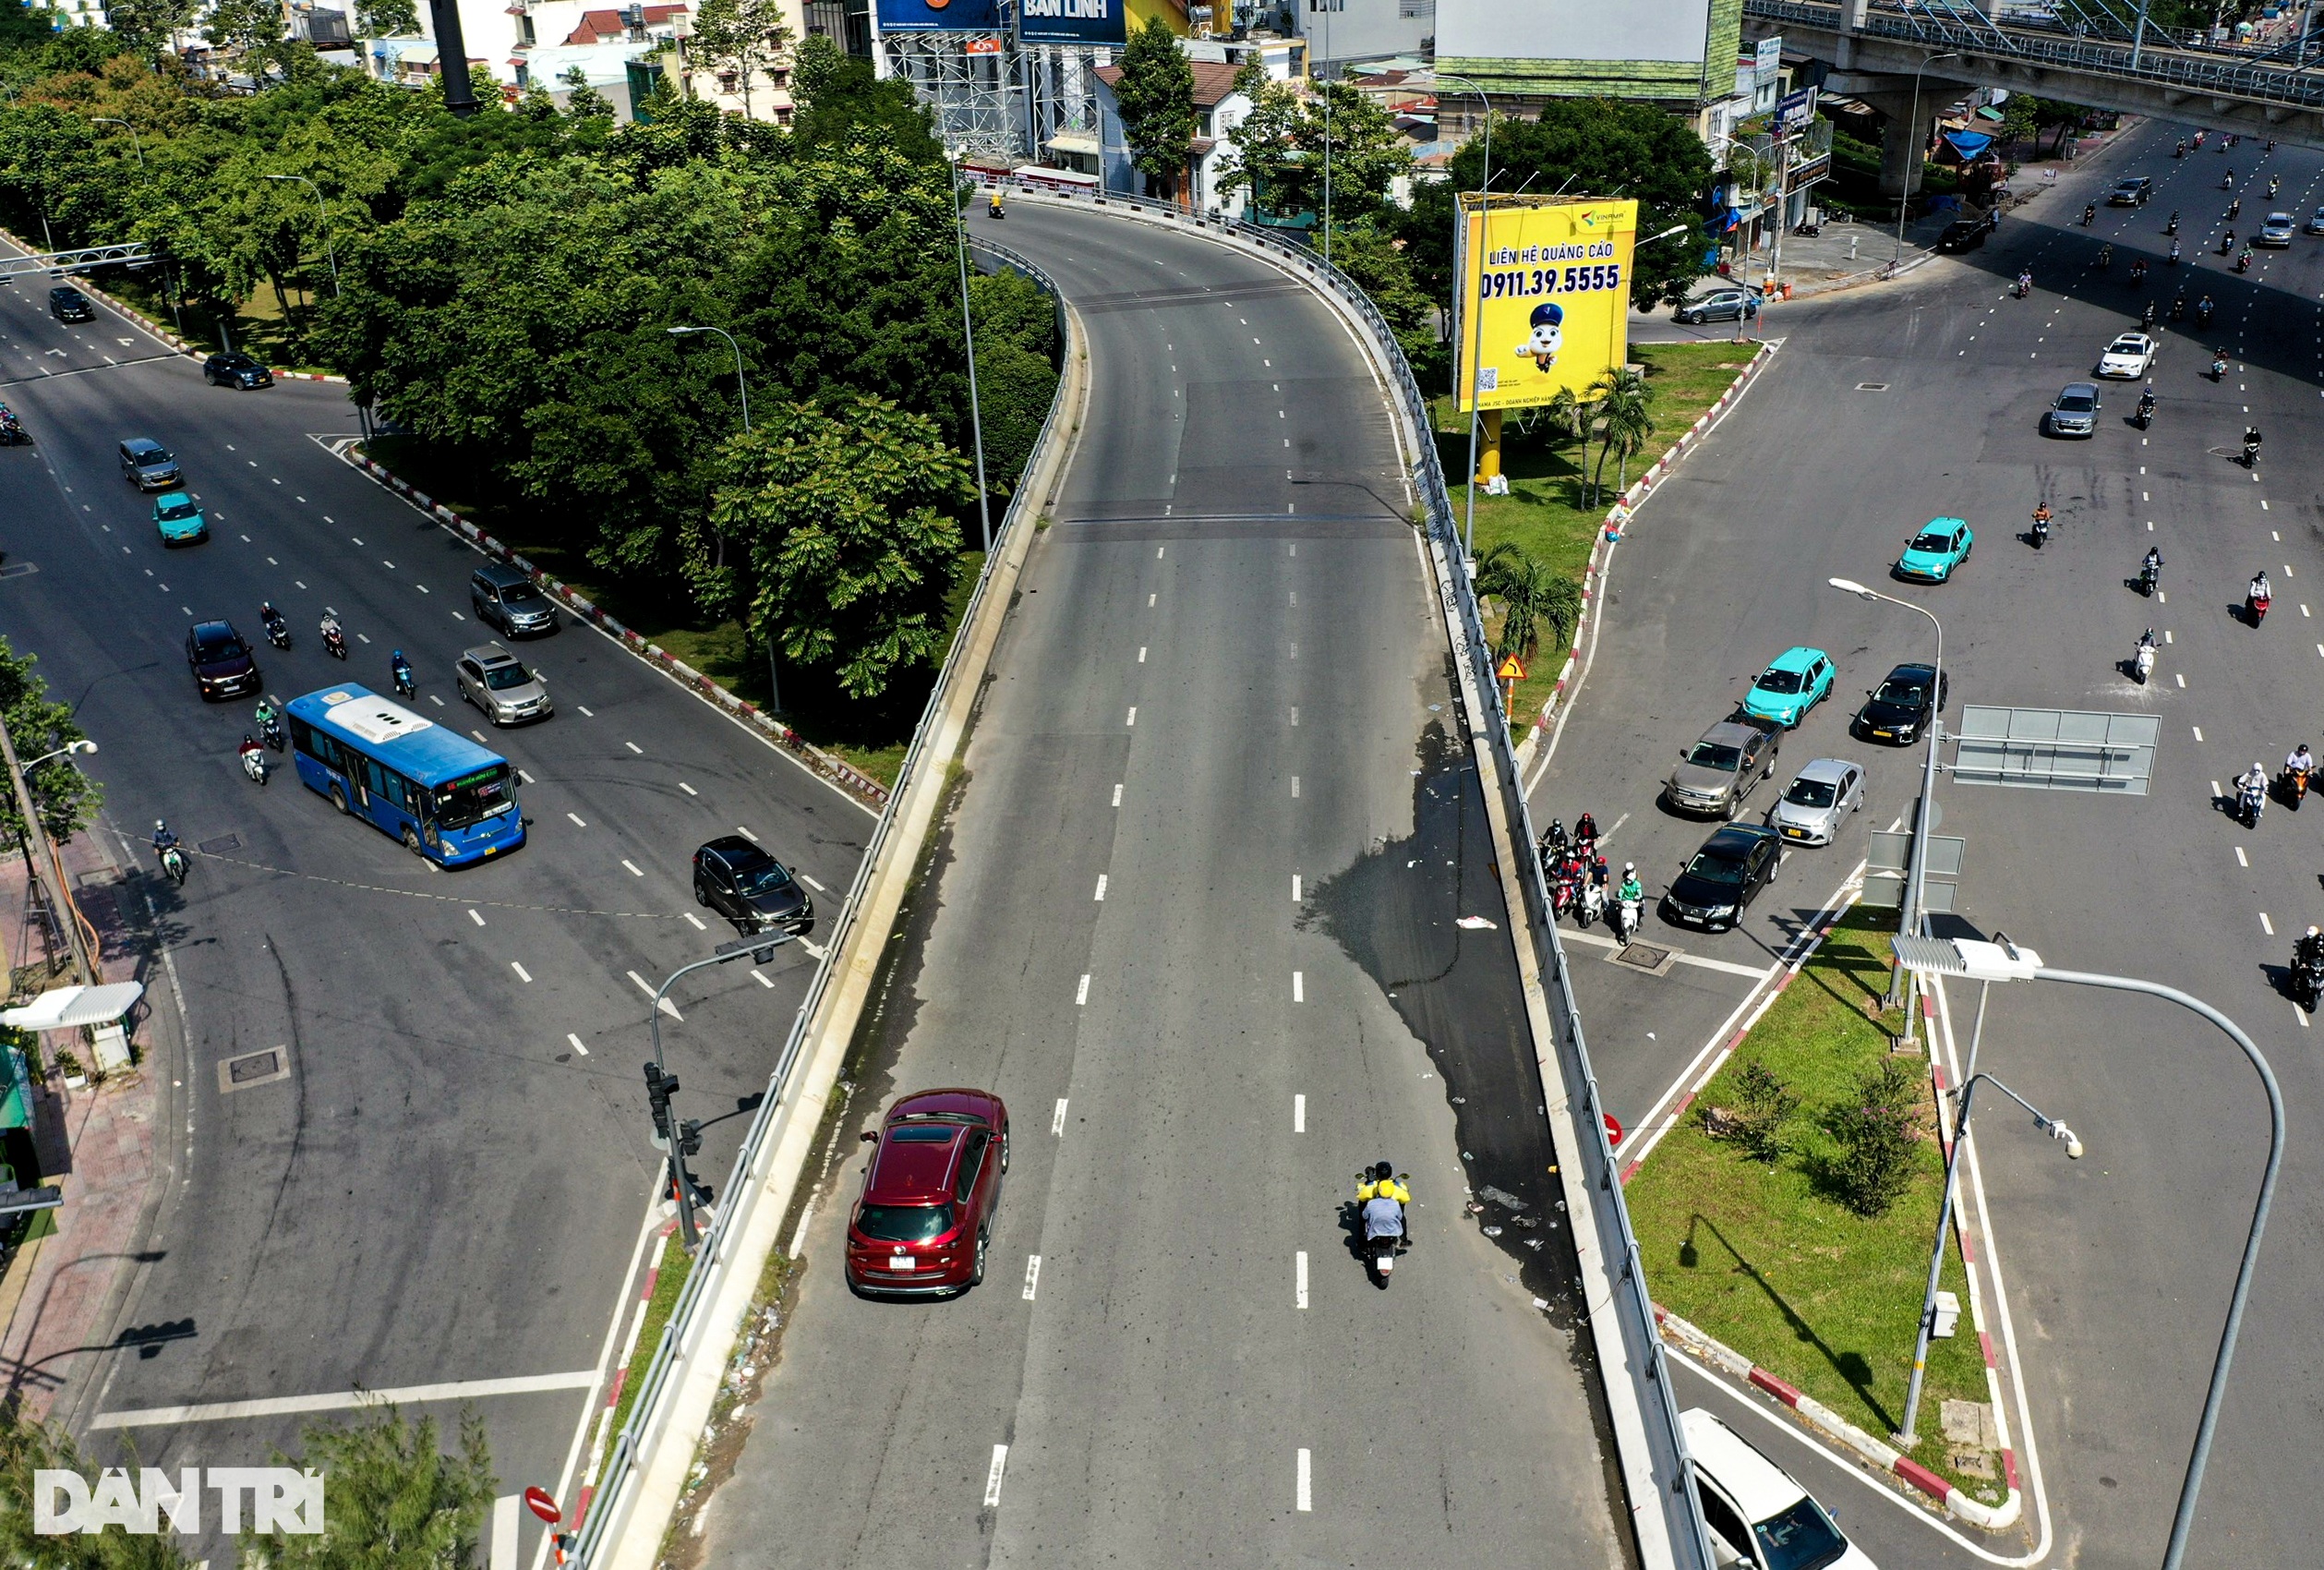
[692,836,814,936]
[1662,825,1781,932]
[1852,662,1948,746]
[185,620,260,700]
[203,351,272,390]
[47,285,94,322]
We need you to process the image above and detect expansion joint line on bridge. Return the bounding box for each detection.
[181,847,694,922]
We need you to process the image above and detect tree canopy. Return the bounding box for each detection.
[1114,17,1194,197]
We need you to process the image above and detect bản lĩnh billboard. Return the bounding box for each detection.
[1436,0,1740,101]
[876,0,1004,31]
[1018,0,1125,44]
[1452,196,1637,414]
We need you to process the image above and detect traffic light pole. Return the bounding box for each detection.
[646,937,788,1252]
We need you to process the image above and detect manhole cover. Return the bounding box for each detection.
[218,1046,290,1093]
[197,834,241,855]
[1856,382,1889,392]
[1612,942,1674,972]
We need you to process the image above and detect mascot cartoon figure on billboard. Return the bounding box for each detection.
[1516,301,1563,373]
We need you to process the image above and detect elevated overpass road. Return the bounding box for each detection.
[0,253,869,1566]
[1531,125,2324,1564]
[694,204,1629,1568]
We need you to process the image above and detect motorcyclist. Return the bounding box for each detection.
[2245,425,2263,462]
[2130,257,2148,283]
[239,732,264,766]
[261,599,286,630]
[2141,300,2157,329]
[2285,744,2315,789]
[2031,502,2053,538]
[2197,294,2215,326]
[1573,811,1600,851]
[2098,242,2114,268]
[987,188,1005,218]
[2016,268,2033,296]
[2251,568,2274,604]
[1355,1160,1410,1244]
[2141,546,2163,590]
[2297,924,2324,970]
[391,648,414,693]
[2176,139,2186,156]
[320,612,343,641]
[2270,176,2280,199]
[2169,240,2183,266]
[2082,202,2096,225]
[2222,228,2236,253]
[1617,863,1644,907]
[254,697,280,734]
[151,819,178,859]
[2211,347,2230,378]
[2238,760,2270,805]
[2137,384,2156,421]
[2167,210,2180,233]
[2228,197,2241,220]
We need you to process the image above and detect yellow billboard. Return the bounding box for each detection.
[1454,195,1637,414]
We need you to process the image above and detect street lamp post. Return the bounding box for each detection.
[648,936,789,1251]
[91,117,143,170]
[1829,577,1943,1033]
[1892,935,2282,1570]
[0,730,97,986]
[668,324,771,710]
[1896,947,2082,1444]
[1892,52,1959,267]
[943,157,996,557]
[263,174,339,296]
[1436,72,1492,566]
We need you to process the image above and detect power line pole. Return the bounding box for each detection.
[0,716,92,986]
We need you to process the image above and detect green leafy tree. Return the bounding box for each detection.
[1827,1057,1926,1219]
[356,0,422,36]
[204,0,288,66]
[1220,77,1407,228]
[1997,92,2037,157]
[1711,1059,1799,1165]
[0,1411,191,1570]
[242,1406,497,1570]
[1399,98,1714,315]
[1316,217,1438,382]
[689,0,792,122]
[704,396,973,698]
[560,65,615,121]
[964,267,1059,494]
[0,637,102,851]
[1474,542,1555,663]
[786,42,940,163]
[1114,16,1194,199]
[101,0,199,60]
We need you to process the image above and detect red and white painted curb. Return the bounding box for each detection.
[1656,1306,2023,1530]
[337,447,892,808]
[574,1222,677,1531]
[1519,340,1780,757]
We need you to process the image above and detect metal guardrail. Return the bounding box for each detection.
[1032,187,1715,1568]
[567,244,1076,1569]
[1752,0,2324,110]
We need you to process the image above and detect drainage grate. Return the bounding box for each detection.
[1611,942,1674,972]
[218,1046,290,1093]
[197,834,241,855]
[1856,382,1890,392]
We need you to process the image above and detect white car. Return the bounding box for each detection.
[2097,332,2156,379]
[1684,1408,1878,1569]
[2257,211,2296,248]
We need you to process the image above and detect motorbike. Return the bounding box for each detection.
[2097,243,2114,269]
[2082,204,2097,226]
[2244,434,2263,466]
[2210,354,2229,380]
[1613,894,1642,944]
[2228,199,2242,220]
[158,843,187,886]
[2175,140,2187,157]
[322,622,347,660]
[1579,879,1607,930]
[2138,560,2161,597]
[2130,259,2149,284]
[2013,273,2033,298]
[2235,248,2254,273]
[2249,590,2271,625]
[2270,177,2280,199]
[2295,948,2324,1012]
[2224,172,2236,188]
[2197,301,2214,328]
[1791,219,1821,237]
[263,615,291,650]
[2240,778,2268,827]
[240,744,268,786]
[2285,765,2312,809]
[2169,295,2185,320]
[0,410,24,445]
[2167,212,2181,235]
[2141,302,2158,330]
[1356,1173,1410,1286]
[2136,394,2155,429]
[2032,512,2053,548]
[258,711,285,751]
[2221,231,2237,255]
[987,193,1005,220]
[2168,243,2182,266]
[2133,636,2156,683]
[392,663,415,698]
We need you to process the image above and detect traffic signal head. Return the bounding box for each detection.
[679,1118,704,1158]
[642,1063,679,1141]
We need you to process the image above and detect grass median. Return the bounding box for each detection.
[1432,341,1759,733]
[1625,907,2006,1506]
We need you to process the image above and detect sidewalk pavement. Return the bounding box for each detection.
[0,828,163,1420]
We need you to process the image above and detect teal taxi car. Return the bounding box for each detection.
[1741,646,1835,730]
[152,490,207,547]
[1897,516,1973,582]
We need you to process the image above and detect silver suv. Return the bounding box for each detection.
[2046,381,2100,438]
[456,643,552,726]
[1667,719,1779,819]
[471,563,560,637]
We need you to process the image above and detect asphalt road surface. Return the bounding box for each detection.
[1533,119,2323,1564]
[696,202,1632,1567]
[0,248,873,1564]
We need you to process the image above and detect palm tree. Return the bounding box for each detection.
[1475,542,1556,662]
[1546,384,1593,503]
[1589,368,1655,504]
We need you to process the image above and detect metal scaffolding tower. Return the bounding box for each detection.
[886,33,1027,161]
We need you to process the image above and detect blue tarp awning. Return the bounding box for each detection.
[1943,129,1994,157]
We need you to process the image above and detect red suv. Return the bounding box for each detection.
[844,1089,1009,1296]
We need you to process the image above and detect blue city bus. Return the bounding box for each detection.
[284,684,525,867]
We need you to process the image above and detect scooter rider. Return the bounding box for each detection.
[1617,863,1644,908]
[2238,760,2270,807]
[151,819,178,860]
[2298,924,2324,970]
[2285,743,2315,786]
[1356,1160,1411,1242]
[2246,425,2264,464]
[1573,811,1600,852]
[2251,568,2274,609]
[2031,502,2053,540]
[2137,384,2156,421]
[391,648,415,693]
[2142,546,2163,589]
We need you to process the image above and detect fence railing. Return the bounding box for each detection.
[1028,184,1715,1569]
[1751,0,2324,108]
[567,242,1075,1569]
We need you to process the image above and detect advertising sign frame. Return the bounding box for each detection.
[1451,195,1638,415]
[876,0,1005,33]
